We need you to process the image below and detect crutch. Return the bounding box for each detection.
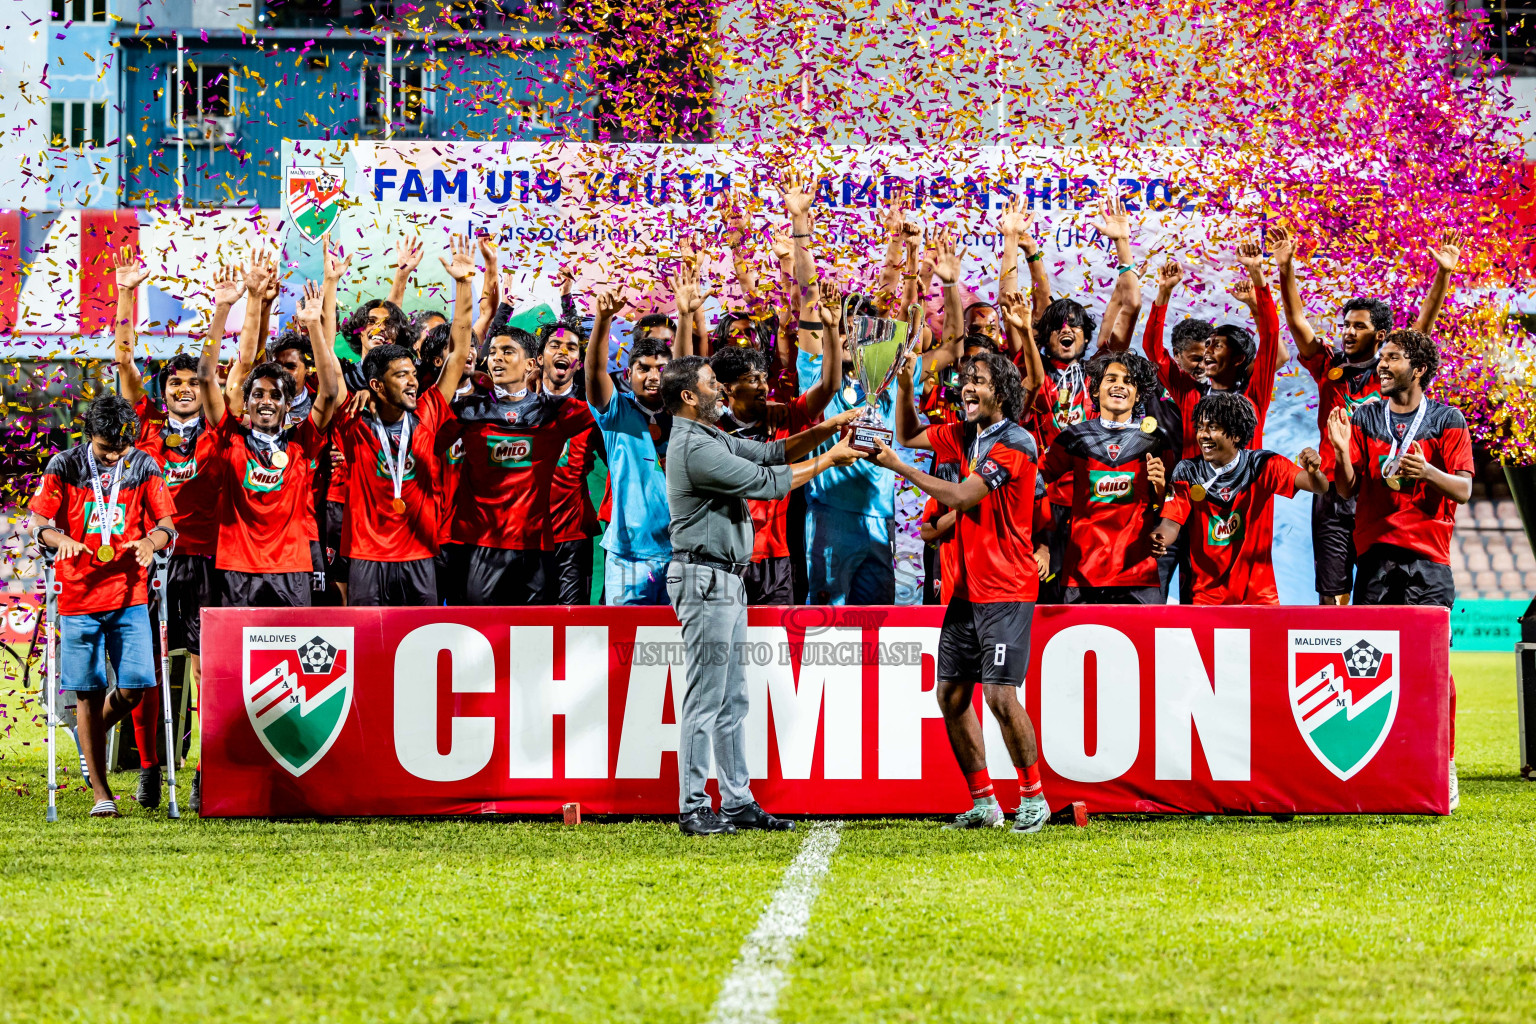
[150,546,180,819]
[40,552,61,823]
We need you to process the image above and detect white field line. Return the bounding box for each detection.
[707,821,844,1024]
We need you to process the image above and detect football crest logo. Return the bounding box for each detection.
[286,166,344,241]
[243,628,354,776]
[1288,631,1400,780]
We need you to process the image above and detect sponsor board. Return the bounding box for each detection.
[201,606,1451,817]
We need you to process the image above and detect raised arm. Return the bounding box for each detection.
[321,232,350,354]
[783,407,862,461]
[720,192,761,303]
[934,228,968,347]
[876,200,909,303]
[585,290,625,411]
[1236,239,1283,385]
[473,235,499,346]
[1294,446,1330,496]
[1001,291,1044,398]
[307,279,344,429]
[387,235,424,308]
[1411,230,1463,334]
[1091,193,1140,353]
[112,246,151,404]
[1144,261,1199,393]
[801,285,844,415]
[437,233,476,400]
[226,252,272,417]
[892,350,931,450]
[998,195,1030,299]
[672,257,706,358]
[1021,210,1052,318]
[1268,224,1320,359]
[196,265,245,426]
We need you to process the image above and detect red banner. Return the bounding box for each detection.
[201,605,1450,817]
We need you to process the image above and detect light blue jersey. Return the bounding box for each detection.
[797,347,923,518]
[590,390,672,561]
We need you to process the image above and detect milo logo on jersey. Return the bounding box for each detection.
[1289,631,1400,779]
[1088,469,1135,503]
[163,456,198,488]
[373,448,417,481]
[446,438,465,466]
[1052,394,1087,430]
[1344,390,1379,414]
[243,460,286,493]
[488,433,534,469]
[1206,509,1242,546]
[81,501,127,535]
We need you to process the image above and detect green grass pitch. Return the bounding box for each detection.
[2,652,1533,1022]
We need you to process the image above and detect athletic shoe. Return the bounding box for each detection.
[943,798,1004,829]
[189,768,202,815]
[679,808,737,836]
[722,802,795,831]
[1012,795,1051,833]
[1449,759,1459,813]
[89,799,119,818]
[135,766,162,810]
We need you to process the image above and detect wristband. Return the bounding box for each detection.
[151,525,178,545]
[1117,264,1134,274]
[1026,252,1044,264]
[942,282,960,290]
[798,320,825,331]
[901,273,919,280]
[791,232,812,239]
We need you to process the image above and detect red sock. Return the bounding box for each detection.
[131,688,161,768]
[964,770,994,801]
[1018,761,1043,798]
[1449,673,1457,760]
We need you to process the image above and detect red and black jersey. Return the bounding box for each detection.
[335,387,452,563]
[1143,292,1281,458]
[720,396,819,561]
[1025,361,1093,507]
[1038,418,1166,589]
[449,386,596,550]
[930,419,1041,603]
[923,457,963,604]
[1347,398,1473,565]
[211,409,328,574]
[547,387,602,547]
[133,397,219,558]
[1300,349,1381,476]
[1162,449,1300,605]
[28,445,176,615]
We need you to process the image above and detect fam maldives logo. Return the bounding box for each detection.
[243,628,354,776]
[1288,631,1400,780]
[286,166,344,241]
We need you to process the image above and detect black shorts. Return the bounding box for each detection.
[1352,544,1455,609]
[743,555,793,605]
[465,545,544,605]
[324,501,350,585]
[164,552,218,654]
[1039,503,1071,603]
[222,570,313,608]
[937,599,1035,686]
[1312,488,1358,598]
[539,539,594,605]
[436,543,469,606]
[350,557,439,606]
[1063,584,1164,605]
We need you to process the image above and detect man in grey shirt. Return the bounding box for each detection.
[662,354,865,836]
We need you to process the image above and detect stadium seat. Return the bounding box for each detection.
[1465,550,1490,572]
[1475,570,1498,592]
[1492,551,1515,572]
[1499,570,1522,592]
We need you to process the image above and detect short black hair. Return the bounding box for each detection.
[962,350,1025,422]
[155,352,200,391]
[710,345,767,386]
[1381,328,1440,388]
[1192,390,1258,448]
[341,299,418,353]
[537,316,588,352]
[660,355,708,414]
[84,394,138,447]
[629,336,671,367]
[270,329,312,363]
[634,313,675,341]
[1171,317,1213,353]
[486,322,541,361]
[410,309,447,332]
[242,361,298,404]
[416,323,452,387]
[1037,298,1097,348]
[1211,323,1257,378]
[963,300,996,320]
[1342,297,1393,333]
[713,311,771,353]
[1085,350,1158,411]
[962,333,1001,356]
[362,343,417,384]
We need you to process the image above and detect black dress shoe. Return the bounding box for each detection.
[679,808,737,836]
[135,765,162,810]
[722,802,795,831]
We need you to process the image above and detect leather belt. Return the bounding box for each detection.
[675,552,749,576]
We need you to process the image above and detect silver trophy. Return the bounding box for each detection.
[844,300,925,453]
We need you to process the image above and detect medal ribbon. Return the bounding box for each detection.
[968,419,1006,472]
[84,447,126,548]
[372,413,413,503]
[1382,400,1429,478]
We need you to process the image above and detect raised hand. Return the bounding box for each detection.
[114,246,150,292]
[553,264,575,294]
[1235,238,1265,271]
[770,225,794,265]
[594,289,627,322]
[242,249,272,297]
[1089,191,1131,241]
[1268,224,1296,268]
[296,281,324,327]
[777,170,814,219]
[998,194,1033,238]
[675,259,709,315]
[440,233,475,282]
[720,192,751,249]
[478,233,499,266]
[933,228,968,285]
[211,264,245,307]
[395,235,424,274]
[1145,453,1166,492]
[1326,406,1352,455]
[1427,229,1463,274]
[1231,275,1256,307]
[1156,259,1184,299]
[999,290,1031,330]
[1297,446,1323,473]
[323,233,351,281]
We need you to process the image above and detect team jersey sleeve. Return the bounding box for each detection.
[558,396,597,439]
[415,385,450,434]
[796,348,822,396]
[1161,481,1192,526]
[1245,284,1283,407]
[974,442,1023,492]
[922,495,941,524]
[930,423,962,464]
[1037,437,1074,484]
[1264,453,1302,499]
[1348,420,1370,481]
[1141,302,1201,397]
[1298,348,1329,386]
[1439,410,1474,475]
[215,406,241,444]
[28,455,66,521]
[294,417,330,460]
[143,467,177,522]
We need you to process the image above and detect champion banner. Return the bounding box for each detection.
[201,605,1450,817]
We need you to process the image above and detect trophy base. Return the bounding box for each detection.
[848,424,894,453]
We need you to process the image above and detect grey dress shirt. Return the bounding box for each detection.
[666,416,792,564]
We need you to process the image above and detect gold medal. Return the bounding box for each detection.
[1385,476,1402,491]
[165,433,184,448]
[1189,484,1207,502]
[271,450,290,469]
[391,498,407,514]
[842,385,859,406]
[1327,366,1343,381]
[1140,416,1157,433]
[95,544,114,562]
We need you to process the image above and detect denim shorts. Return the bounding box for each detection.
[60,605,157,692]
